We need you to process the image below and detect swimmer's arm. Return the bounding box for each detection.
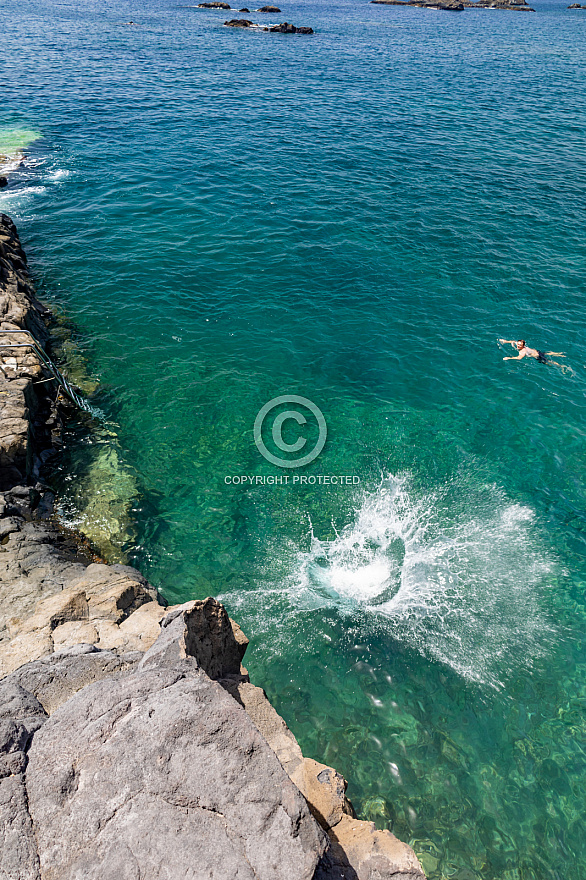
[503,351,526,360]
[499,339,517,346]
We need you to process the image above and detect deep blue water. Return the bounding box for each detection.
[2,0,586,876]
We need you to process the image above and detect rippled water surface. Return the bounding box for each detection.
[3,0,586,876]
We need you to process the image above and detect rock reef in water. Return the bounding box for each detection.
[371,0,466,9]
[198,1,232,7]
[269,21,314,31]
[464,0,535,8]
[567,3,586,7]
[0,213,426,879]
[371,0,535,9]
[258,4,282,10]
[224,18,314,30]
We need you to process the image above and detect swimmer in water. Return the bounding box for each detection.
[499,339,568,369]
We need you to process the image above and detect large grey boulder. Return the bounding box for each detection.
[0,680,46,880]
[1,595,425,880]
[139,596,248,678]
[6,644,142,714]
[25,603,327,880]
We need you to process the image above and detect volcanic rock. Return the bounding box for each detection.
[372,0,534,8]
[0,680,47,880]
[316,815,427,880]
[465,0,534,8]
[0,559,165,677]
[371,0,464,9]
[0,584,427,879]
[269,21,314,31]
[24,604,327,880]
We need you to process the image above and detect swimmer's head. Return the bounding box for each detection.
[517,340,526,350]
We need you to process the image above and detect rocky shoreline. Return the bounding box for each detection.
[0,213,425,879]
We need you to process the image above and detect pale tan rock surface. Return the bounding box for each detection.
[0,562,164,676]
[326,814,426,880]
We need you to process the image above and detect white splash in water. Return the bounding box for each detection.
[47,168,70,181]
[0,144,72,216]
[276,474,554,687]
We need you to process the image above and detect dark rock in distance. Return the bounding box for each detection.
[198,1,232,7]
[224,16,313,30]
[372,0,534,8]
[465,0,535,8]
[239,6,250,10]
[371,0,464,8]
[258,4,281,10]
[567,3,586,7]
[269,21,314,31]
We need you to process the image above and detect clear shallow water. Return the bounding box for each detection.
[3,0,586,876]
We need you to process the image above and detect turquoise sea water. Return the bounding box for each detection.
[2,0,586,876]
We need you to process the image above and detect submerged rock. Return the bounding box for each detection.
[55,431,139,563]
[1,214,136,564]
[224,16,254,24]
[258,4,282,10]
